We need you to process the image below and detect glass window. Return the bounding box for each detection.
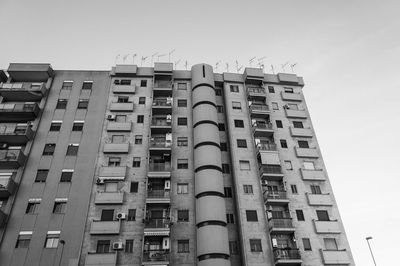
[137,115,144,123]
[276,120,283,128]
[77,99,89,109]
[234,120,244,128]
[288,103,298,110]
[72,122,84,131]
[125,239,134,253]
[177,83,187,90]
[230,85,239,92]
[26,201,40,214]
[280,139,288,148]
[296,210,305,221]
[66,144,79,156]
[229,241,238,254]
[135,135,143,144]
[130,182,139,193]
[177,210,189,222]
[61,81,73,90]
[284,87,294,93]
[324,238,338,250]
[120,79,131,85]
[272,102,279,110]
[226,213,235,224]
[56,99,68,109]
[243,184,253,194]
[53,201,67,213]
[268,86,275,93]
[177,159,188,169]
[302,238,312,251]
[96,240,111,253]
[215,88,222,96]
[15,233,31,248]
[218,123,225,131]
[132,157,141,167]
[139,97,146,104]
[239,160,250,170]
[177,137,188,146]
[177,183,188,194]
[317,210,330,221]
[177,240,189,253]
[117,96,129,103]
[82,81,93,90]
[35,170,48,182]
[224,187,232,198]
[293,121,303,128]
[311,185,322,194]
[222,164,230,173]
[220,142,227,151]
[232,101,241,110]
[298,140,309,148]
[127,209,136,221]
[303,161,315,170]
[291,185,298,194]
[60,170,73,182]
[50,122,62,131]
[42,144,56,155]
[246,210,258,221]
[250,239,262,252]
[140,80,147,87]
[217,105,224,113]
[177,117,187,126]
[115,115,126,122]
[237,139,247,148]
[177,99,187,107]
[100,209,114,221]
[108,157,121,166]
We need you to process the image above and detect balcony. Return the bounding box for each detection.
[0,149,26,169]
[264,190,289,206]
[0,103,40,122]
[300,169,326,181]
[147,190,171,203]
[295,147,319,158]
[143,249,170,264]
[95,192,124,205]
[0,83,47,101]
[148,163,171,178]
[151,118,171,129]
[106,122,132,132]
[84,252,117,266]
[103,143,129,154]
[152,98,172,115]
[289,127,313,138]
[249,104,270,116]
[90,220,120,235]
[253,122,274,137]
[273,248,302,265]
[0,176,16,199]
[257,143,278,152]
[109,102,134,112]
[284,109,307,119]
[320,249,351,265]
[145,218,171,229]
[314,220,341,234]
[281,91,302,102]
[307,193,333,206]
[247,87,266,98]
[98,166,127,181]
[150,139,171,150]
[259,165,284,181]
[269,218,295,234]
[7,63,54,82]
[112,84,136,94]
[0,124,34,145]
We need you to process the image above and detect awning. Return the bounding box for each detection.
[99,176,125,181]
[144,231,170,236]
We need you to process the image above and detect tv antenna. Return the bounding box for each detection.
[168,49,175,62]
[215,61,221,72]
[235,60,243,73]
[281,61,289,72]
[271,64,275,74]
[226,63,229,72]
[123,54,129,63]
[151,52,158,65]
[175,59,181,69]
[258,56,266,68]
[141,56,148,66]
[132,54,137,64]
[290,63,297,73]
[185,61,188,70]
[249,57,256,67]
[115,54,121,64]
[157,54,166,62]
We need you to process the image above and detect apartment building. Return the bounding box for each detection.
[0,63,354,266]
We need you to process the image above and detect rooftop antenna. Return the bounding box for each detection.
[226,63,229,72]
[249,57,256,67]
[151,52,158,65]
[281,61,289,72]
[141,56,148,66]
[175,59,181,69]
[185,61,188,70]
[258,56,266,68]
[168,49,175,62]
[115,54,121,65]
[123,54,129,63]
[271,64,275,74]
[215,61,221,72]
[235,60,243,73]
[132,54,137,64]
[290,63,297,73]
[157,54,166,62]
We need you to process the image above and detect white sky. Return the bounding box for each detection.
[1,0,399,265]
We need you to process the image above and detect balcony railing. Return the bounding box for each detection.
[150,140,171,148]
[247,87,266,94]
[153,99,172,107]
[154,81,172,88]
[147,190,170,198]
[269,218,294,228]
[151,119,172,127]
[253,122,273,130]
[149,163,171,172]
[273,248,301,261]
[0,124,29,135]
[249,104,269,112]
[143,249,170,262]
[257,143,277,151]
[259,165,282,174]
[0,103,37,112]
[145,218,170,229]
[265,190,287,200]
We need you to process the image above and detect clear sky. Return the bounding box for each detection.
[1,0,399,265]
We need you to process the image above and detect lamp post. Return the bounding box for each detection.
[58,240,66,266]
[366,236,377,266]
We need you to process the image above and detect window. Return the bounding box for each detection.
[82,81,93,90]
[324,238,338,250]
[66,144,79,156]
[43,144,56,155]
[132,157,141,167]
[61,81,73,90]
[243,184,253,194]
[72,121,84,131]
[101,209,114,221]
[125,239,134,253]
[50,122,62,131]
[177,137,188,146]
[250,239,262,252]
[217,105,224,113]
[220,142,227,151]
[115,115,126,122]
[239,160,250,170]
[177,159,188,169]
[77,99,89,109]
[230,85,239,92]
[60,170,73,182]
[127,209,136,221]
[177,83,187,90]
[222,164,230,174]
[117,96,129,103]
[35,170,48,182]
[139,97,146,104]
[310,185,322,194]
[137,115,144,123]
[215,88,222,96]
[268,86,275,93]
[120,79,131,85]
[178,240,189,253]
[232,101,241,110]
[298,140,309,148]
[302,238,312,251]
[26,201,40,214]
[177,99,187,107]
[285,161,293,170]
[287,103,298,110]
[56,99,68,109]
[276,120,283,128]
[234,120,244,128]
[177,210,189,222]
[280,139,288,148]
[296,210,305,221]
[272,102,279,110]
[135,135,143,144]
[229,241,238,254]
[96,240,111,253]
[15,233,31,248]
[237,139,247,148]
[177,117,187,126]
[130,182,139,193]
[108,157,121,166]
[218,123,225,131]
[284,87,294,93]
[293,121,304,128]
[224,187,232,198]
[226,213,235,224]
[246,210,258,221]
[291,185,298,194]
[53,200,67,214]
[140,80,147,87]
[316,210,330,221]
[177,183,188,194]
[303,161,315,170]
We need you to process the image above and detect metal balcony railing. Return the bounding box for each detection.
[142,249,170,262]
[150,140,171,148]
[144,218,170,229]
[147,190,170,198]
[0,124,29,135]
[265,190,287,200]
[154,81,172,88]
[247,87,266,94]
[153,99,172,107]
[0,149,22,161]
[273,248,301,260]
[151,119,172,127]
[269,218,294,228]
[257,143,277,151]
[259,165,282,174]
[249,104,269,112]
[148,163,171,172]
[253,122,273,130]
[0,103,37,112]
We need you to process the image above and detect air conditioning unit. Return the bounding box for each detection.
[112,242,124,250]
[96,178,104,185]
[0,143,8,150]
[272,238,278,248]
[164,180,171,190]
[116,212,126,220]
[162,237,170,249]
[261,180,268,186]
[107,114,116,120]
[267,211,273,220]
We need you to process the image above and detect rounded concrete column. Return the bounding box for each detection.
[191,64,230,265]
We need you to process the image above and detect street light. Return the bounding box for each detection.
[366,236,377,266]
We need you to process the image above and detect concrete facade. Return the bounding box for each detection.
[0,63,354,266]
